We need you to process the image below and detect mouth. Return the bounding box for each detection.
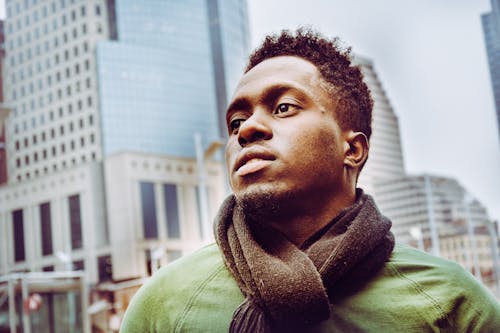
[234,148,276,177]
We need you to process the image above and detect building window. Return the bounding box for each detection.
[140,182,158,239]
[73,260,84,271]
[69,194,83,250]
[13,209,26,262]
[40,202,53,256]
[163,184,180,239]
[98,255,112,282]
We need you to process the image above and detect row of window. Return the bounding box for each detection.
[10,59,92,104]
[10,40,91,81]
[15,151,98,182]
[9,192,112,280]
[9,23,90,65]
[13,95,94,135]
[15,133,97,168]
[16,102,93,134]
[8,0,79,18]
[10,40,90,86]
[6,1,101,34]
[11,194,82,263]
[14,114,95,151]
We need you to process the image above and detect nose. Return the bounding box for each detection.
[237,110,272,147]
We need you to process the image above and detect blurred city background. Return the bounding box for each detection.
[0,0,499,332]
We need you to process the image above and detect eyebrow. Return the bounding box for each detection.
[226,84,307,120]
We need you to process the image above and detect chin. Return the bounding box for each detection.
[234,183,292,219]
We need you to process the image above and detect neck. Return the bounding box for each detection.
[259,189,356,246]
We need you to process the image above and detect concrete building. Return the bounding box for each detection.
[373,174,499,293]
[440,224,496,282]
[374,174,491,245]
[354,56,406,195]
[0,0,248,331]
[482,0,500,142]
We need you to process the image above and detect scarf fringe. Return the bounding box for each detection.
[229,298,271,333]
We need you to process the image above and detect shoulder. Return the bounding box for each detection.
[120,244,244,333]
[387,244,500,331]
[324,244,500,332]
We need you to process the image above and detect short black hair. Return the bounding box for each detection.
[246,28,373,140]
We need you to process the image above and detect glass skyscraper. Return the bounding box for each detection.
[97,0,250,157]
[482,0,500,142]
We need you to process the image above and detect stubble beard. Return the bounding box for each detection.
[235,184,294,222]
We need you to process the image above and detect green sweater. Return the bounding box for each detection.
[121,243,500,332]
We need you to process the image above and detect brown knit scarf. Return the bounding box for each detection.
[215,189,395,333]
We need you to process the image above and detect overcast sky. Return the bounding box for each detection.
[1,1,498,221]
[248,0,500,221]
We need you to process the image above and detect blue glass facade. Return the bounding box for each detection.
[97,0,249,157]
[482,0,500,142]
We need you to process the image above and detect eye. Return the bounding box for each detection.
[273,103,297,115]
[229,118,245,134]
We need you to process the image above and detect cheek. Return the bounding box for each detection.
[225,141,237,169]
[293,127,342,170]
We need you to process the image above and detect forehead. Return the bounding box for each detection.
[233,56,326,98]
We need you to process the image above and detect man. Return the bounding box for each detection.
[121,29,500,332]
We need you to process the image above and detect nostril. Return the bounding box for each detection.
[253,132,267,141]
[238,136,248,146]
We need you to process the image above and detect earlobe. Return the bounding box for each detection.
[343,131,369,169]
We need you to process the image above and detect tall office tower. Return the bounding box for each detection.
[354,56,406,195]
[3,0,112,183]
[97,0,249,157]
[482,0,500,142]
[374,174,499,291]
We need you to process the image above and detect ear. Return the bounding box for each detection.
[343,131,369,170]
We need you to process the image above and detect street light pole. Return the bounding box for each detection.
[424,175,440,257]
[21,277,31,333]
[194,133,211,242]
[464,194,482,282]
[8,278,15,333]
[194,133,225,243]
[56,252,76,331]
[486,222,500,297]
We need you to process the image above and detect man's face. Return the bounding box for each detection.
[225,56,348,212]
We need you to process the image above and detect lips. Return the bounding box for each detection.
[234,148,276,176]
